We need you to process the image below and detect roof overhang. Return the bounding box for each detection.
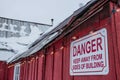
[8,0,120,63]
[111,0,117,2]
[110,0,120,6]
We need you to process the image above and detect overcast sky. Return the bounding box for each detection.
[0,0,90,27]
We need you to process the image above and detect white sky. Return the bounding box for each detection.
[0,0,90,27]
[0,0,91,61]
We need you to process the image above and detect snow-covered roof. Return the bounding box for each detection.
[7,0,99,63]
[0,17,52,61]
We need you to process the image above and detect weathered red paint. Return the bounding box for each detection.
[45,47,54,80]
[109,2,120,80]
[1,1,120,80]
[7,64,14,80]
[0,61,7,80]
[37,52,45,80]
[53,40,63,80]
[62,36,74,80]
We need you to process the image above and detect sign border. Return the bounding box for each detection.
[70,28,109,76]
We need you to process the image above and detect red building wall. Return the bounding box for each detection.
[7,64,14,80]
[0,61,7,80]
[110,2,120,80]
[5,1,120,80]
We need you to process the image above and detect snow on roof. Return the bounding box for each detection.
[7,26,58,62]
[7,0,99,63]
[0,17,52,62]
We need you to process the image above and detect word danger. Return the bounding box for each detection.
[70,28,109,75]
[73,37,103,57]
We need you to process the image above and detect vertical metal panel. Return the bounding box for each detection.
[114,7,120,80]
[25,59,29,80]
[28,58,32,80]
[23,60,28,80]
[7,64,14,80]
[31,58,34,80]
[37,53,45,80]
[45,47,54,80]
[98,3,117,80]
[20,62,24,80]
[34,55,38,80]
[63,36,73,80]
[110,2,120,80]
[0,61,7,80]
[53,40,63,80]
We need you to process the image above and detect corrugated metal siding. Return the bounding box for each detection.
[7,64,14,80]
[45,46,54,80]
[110,2,120,80]
[4,1,120,80]
[0,61,7,80]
